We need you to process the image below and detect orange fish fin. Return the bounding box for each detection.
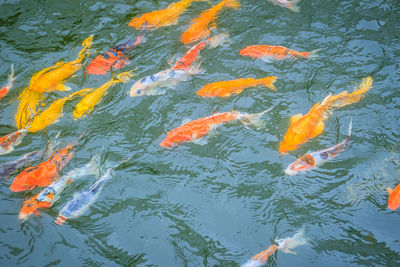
[310,121,325,138]
[55,84,71,92]
[387,188,393,194]
[290,113,303,125]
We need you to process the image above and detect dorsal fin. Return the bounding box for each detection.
[290,113,303,124]
[387,188,393,194]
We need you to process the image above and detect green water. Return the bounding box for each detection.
[1,0,400,266]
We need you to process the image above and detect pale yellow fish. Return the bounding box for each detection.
[28,88,93,132]
[73,71,136,118]
[29,35,93,93]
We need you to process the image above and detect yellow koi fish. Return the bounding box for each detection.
[28,88,93,132]
[73,71,135,118]
[279,76,372,154]
[15,87,45,129]
[29,35,93,93]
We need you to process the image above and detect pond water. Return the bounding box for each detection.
[1,0,400,266]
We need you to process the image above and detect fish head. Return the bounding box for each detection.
[279,141,298,154]
[285,154,315,175]
[18,194,51,220]
[129,80,148,97]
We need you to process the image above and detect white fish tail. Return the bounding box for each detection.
[241,259,263,267]
[188,61,204,75]
[208,33,230,48]
[308,49,321,59]
[347,118,352,138]
[286,0,301,12]
[239,107,273,129]
[8,64,15,85]
[86,154,102,177]
[276,228,308,254]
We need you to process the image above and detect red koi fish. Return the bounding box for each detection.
[10,144,74,192]
[240,45,319,62]
[0,129,27,155]
[173,33,228,71]
[160,108,271,148]
[387,182,400,211]
[87,36,145,75]
[0,65,14,100]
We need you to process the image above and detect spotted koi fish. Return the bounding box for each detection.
[160,108,272,148]
[0,65,15,100]
[87,36,145,75]
[10,144,74,192]
[0,150,42,179]
[0,129,27,155]
[285,119,352,175]
[240,44,318,62]
[241,229,307,267]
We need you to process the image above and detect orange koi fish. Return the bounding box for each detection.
[279,77,372,154]
[18,194,50,220]
[197,76,277,97]
[87,36,145,75]
[15,87,45,129]
[129,0,208,29]
[387,182,400,211]
[160,108,271,147]
[0,65,14,100]
[29,35,93,93]
[240,45,318,62]
[181,0,240,44]
[0,129,27,155]
[242,229,307,267]
[10,144,74,192]
[28,88,92,132]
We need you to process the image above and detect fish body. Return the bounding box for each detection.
[240,45,315,61]
[15,87,45,129]
[0,150,42,179]
[160,108,271,147]
[73,71,135,118]
[55,168,113,225]
[387,183,400,210]
[10,144,74,192]
[241,245,278,267]
[197,76,277,97]
[129,66,200,97]
[181,0,240,44]
[173,41,207,70]
[279,77,372,153]
[0,65,15,100]
[28,88,92,132]
[129,0,206,29]
[268,0,301,12]
[87,36,145,75]
[19,155,101,220]
[285,119,352,175]
[29,35,93,93]
[0,129,27,155]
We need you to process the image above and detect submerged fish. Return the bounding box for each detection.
[0,65,15,100]
[28,88,92,132]
[279,77,372,154]
[28,35,93,93]
[285,119,352,175]
[160,108,272,148]
[55,168,113,225]
[197,76,277,97]
[73,71,135,118]
[241,229,307,267]
[267,0,301,12]
[15,87,45,129]
[10,144,74,192]
[181,0,240,44]
[129,0,207,29]
[0,129,27,155]
[0,150,42,179]
[387,182,400,211]
[240,45,318,62]
[87,36,145,75]
[18,154,101,220]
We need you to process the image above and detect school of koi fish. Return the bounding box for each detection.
[0,0,397,265]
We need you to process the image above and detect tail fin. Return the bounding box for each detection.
[8,64,15,87]
[222,0,241,9]
[207,33,229,48]
[307,48,320,59]
[133,34,147,46]
[352,76,373,96]
[347,118,352,138]
[77,35,94,61]
[276,228,307,254]
[86,154,102,177]
[238,107,273,129]
[116,70,137,83]
[286,0,301,12]
[257,76,277,91]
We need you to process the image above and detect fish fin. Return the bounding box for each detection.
[192,136,208,145]
[208,33,230,48]
[239,108,273,129]
[307,49,321,59]
[290,113,303,125]
[116,70,137,82]
[77,35,94,62]
[387,188,393,194]
[222,0,241,9]
[353,76,373,96]
[261,56,274,63]
[54,84,71,92]
[259,76,277,91]
[347,118,352,138]
[310,121,325,138]
[286,0,301,12]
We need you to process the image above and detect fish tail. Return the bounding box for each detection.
[286,0,301,12]
[86,154,102,176]
[239,107,273,129]
[133,34,147,46]
[116,70,137,83]
[77,35,94,62]
[347,118,352,139]
[328,77,372,110]
[250,244,278,264]
[276,228,308,254]
[207,33,229,48]
[221,0,241,9]
[7,64,15,87]
[257,76,277,91]
[352,76,373,96]
[307,48,321,59]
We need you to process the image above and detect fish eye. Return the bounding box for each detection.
[136,89,141,94]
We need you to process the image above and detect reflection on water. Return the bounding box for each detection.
[1,0,400,266]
